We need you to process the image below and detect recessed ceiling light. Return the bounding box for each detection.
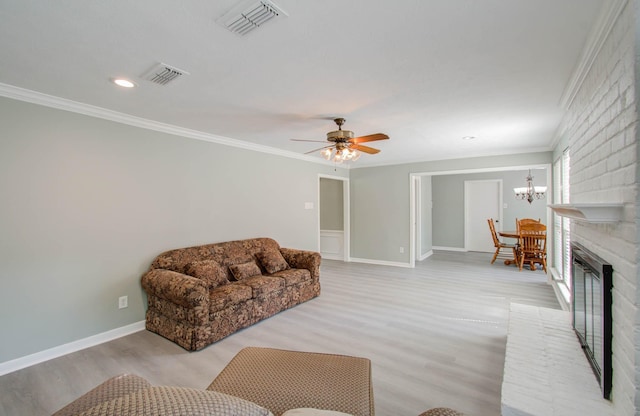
[112,78,136,88]
[462,136,476,140]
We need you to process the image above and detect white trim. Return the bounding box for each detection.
[418,249,434,261]
[551,278,571,312]
[349,257,412,268]
[409,164,551,266]
[0,321,145,376]
[318,174,350,262]
[559,0,628,110]
[413,164,550,177]
[0,83,341,167]
[352,147,553,169]
[432,246,468,252]
[409,175,418,267]
[319,230,345,260]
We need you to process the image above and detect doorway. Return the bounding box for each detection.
[319,175,350,261]
[464,179,502,252]
[409,165,550,268]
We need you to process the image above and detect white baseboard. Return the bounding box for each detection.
[432,246,468,252]
[0,320,146,376]
[349,257,412,268]
[418,250,434,261]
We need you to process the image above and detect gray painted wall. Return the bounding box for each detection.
[319,178,343,230]
[0,97,348,363]
[350,153,552,263]
[0,94,553,364]
[431,169,548,248]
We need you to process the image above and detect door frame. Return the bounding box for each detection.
[318,174,350,261]
[408,164,551,268]
[463,179,503,252]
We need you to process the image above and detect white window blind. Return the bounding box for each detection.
[553,149,571,286]
[553,159,562,273]
[562,150,571,288]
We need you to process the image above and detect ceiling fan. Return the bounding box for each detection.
[292,118,389,163]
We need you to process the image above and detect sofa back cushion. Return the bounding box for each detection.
[52,374,151,416]
[229,261,262,281]
[185,260,229,289]
[256,249,290,274]
[149,238,282,281]
[76,386,273,416]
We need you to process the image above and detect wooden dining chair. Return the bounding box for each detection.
[517,222,547,272]
[487,219,517,265]
[516,218,541,233]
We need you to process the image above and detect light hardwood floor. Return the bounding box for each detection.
[0,251,560,416]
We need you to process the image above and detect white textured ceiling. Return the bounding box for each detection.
[0,0,606,166]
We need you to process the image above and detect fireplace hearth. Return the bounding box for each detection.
[571,242,613,399]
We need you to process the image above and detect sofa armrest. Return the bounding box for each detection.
[280,248,321,281]
[52,374,151,416]
[141,269,209,309]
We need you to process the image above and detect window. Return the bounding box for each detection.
[553,149,571,290]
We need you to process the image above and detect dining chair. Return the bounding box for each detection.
[517,222,547,272]
[516,217,541,233]
[487,218,517,265]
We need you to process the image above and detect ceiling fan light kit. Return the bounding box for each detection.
[322,147,361,164]
[292,118,389,164]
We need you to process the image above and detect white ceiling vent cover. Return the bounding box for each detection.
[218,0,288,36]
[142,63,190,86]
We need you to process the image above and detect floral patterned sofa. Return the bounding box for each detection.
[141,238,321,351]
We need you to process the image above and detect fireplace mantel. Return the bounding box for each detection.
[548,203,623,223]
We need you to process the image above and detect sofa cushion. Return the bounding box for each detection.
[257,249,290,274]
[75,386,273,416]
[185,260,229,289]
[241,275,285,298]
[52,374,152,416]
[282,409,353,416]
[271,268,311,286]
[418,408,466,416]
[229,261,262,281]
[210,283,253,312]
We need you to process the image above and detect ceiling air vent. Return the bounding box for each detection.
[142,63,190,86]
[218,0,288,36]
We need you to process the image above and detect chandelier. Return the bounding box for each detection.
[320,145,361,164]
[514,170,546,204]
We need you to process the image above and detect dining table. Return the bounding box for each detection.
[498,230,520,239]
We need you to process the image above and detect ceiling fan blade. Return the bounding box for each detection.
[291,139,327,143]
[304,145,334,155]
[350,133,389,144]
[351,144,380,154]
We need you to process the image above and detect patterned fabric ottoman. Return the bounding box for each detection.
[207,347,374,416]
[418,408,465,416]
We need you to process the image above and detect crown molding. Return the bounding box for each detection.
[0,82,339,166]
[559,0,629,110]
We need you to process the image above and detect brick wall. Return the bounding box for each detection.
[555,1,638,414]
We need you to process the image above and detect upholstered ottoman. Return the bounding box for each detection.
[207,347,375,416]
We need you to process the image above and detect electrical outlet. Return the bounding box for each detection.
[399,247,405,253]
[118,296,128,309]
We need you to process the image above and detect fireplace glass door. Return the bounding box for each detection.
[571,242,612,399]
